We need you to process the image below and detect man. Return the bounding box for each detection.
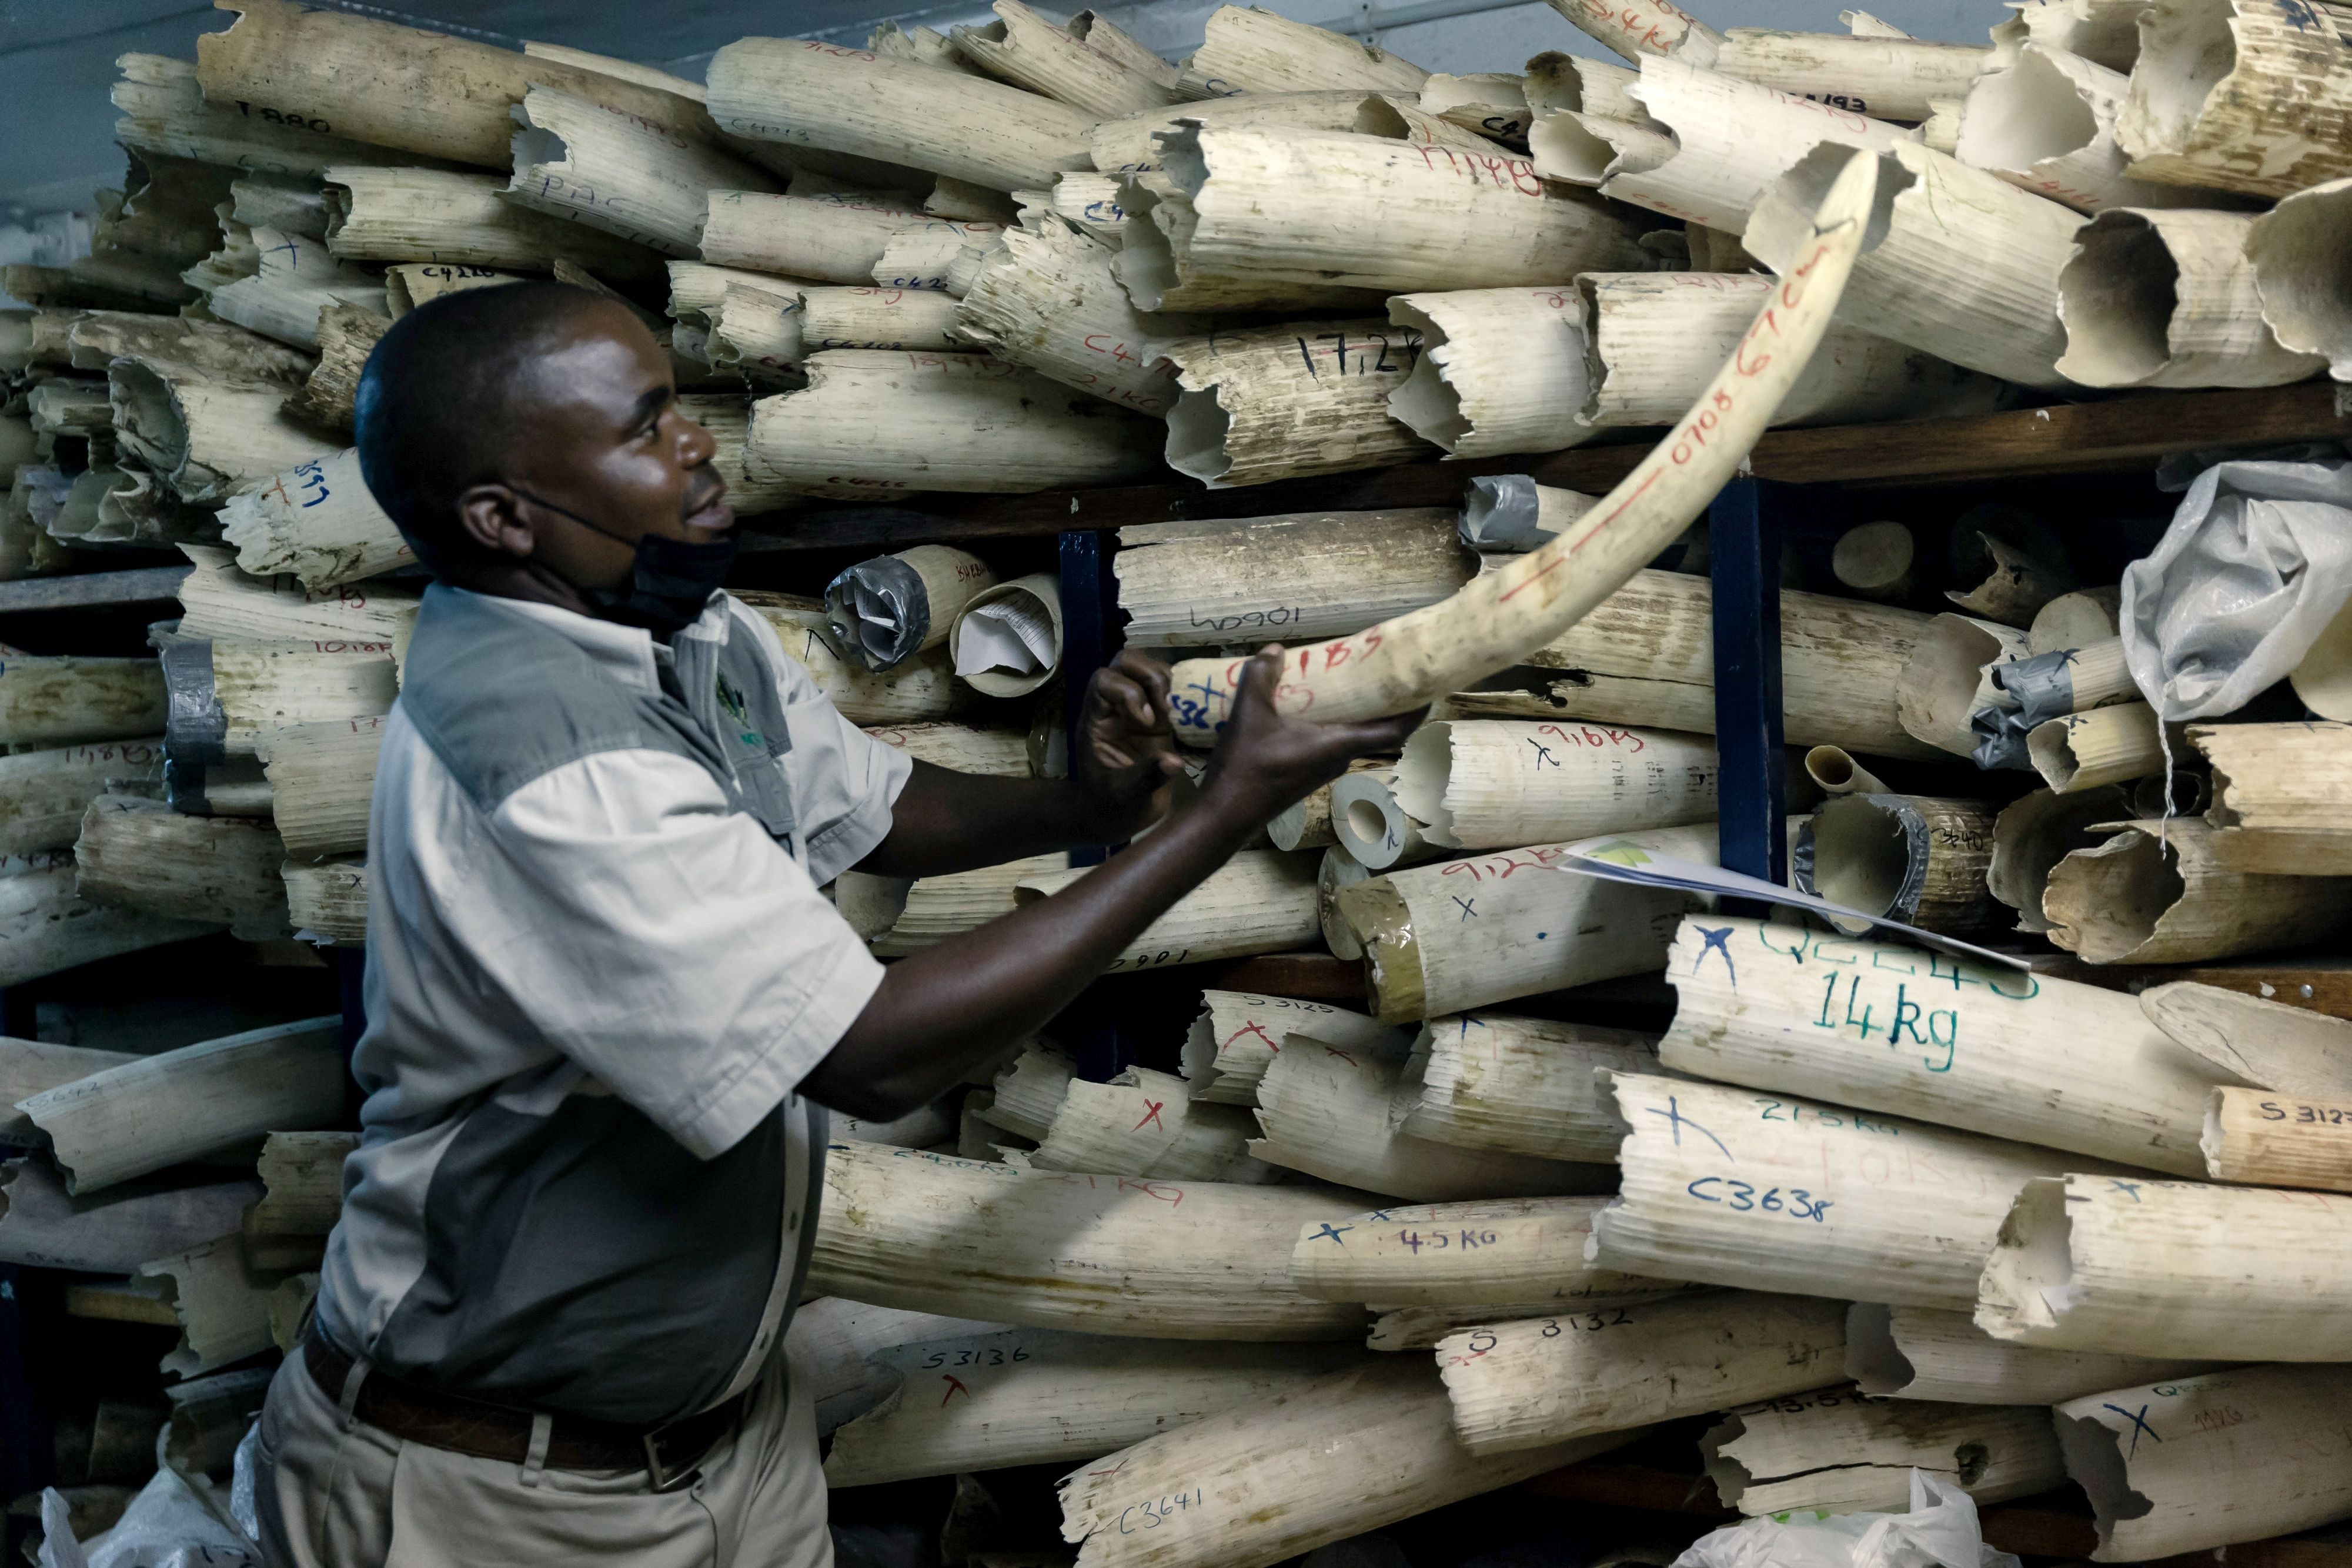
[251,280,1419,1566]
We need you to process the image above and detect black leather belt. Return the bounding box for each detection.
[304,1332,746,1492]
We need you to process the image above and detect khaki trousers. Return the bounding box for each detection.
[252,1346,832,1568]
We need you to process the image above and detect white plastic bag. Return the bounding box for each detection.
[1669,1472,2022,1568]
[2119,447,2352,721]
[36,1465,260,1568]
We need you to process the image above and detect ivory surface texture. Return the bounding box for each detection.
[1385,287,1593,459]
[706,37,1098,193]
[1115,509,1469,650]
[750,350,1162,495]
[1015,850,1317,973]
[199,225,386,350]
[2056,208,2325,388]
[1898,614,2033,757]
[1989,784,2134,934]
[2044,819,2352,964]
[19,1017,344,1195]
[2116,0,2352,199]
[176,545,417,645]
[1289,1196,1681,1309]
[1709,30,1990,123]
[1799,793,2004,935]
[1438,1289,1849,1455]
[1160,152,1887,740]
[824,1330,1358,1487]
[858,723,1031,777]
[219,450,413,591]
[986,1046,1078,1143]
[322,168,662,282]
[2143,981,2352,1101]
[507,86,776,256]
[2203,1085,2352,1191]
[141,1235,280,1377]
[1057,1359,1635,1568]
[1088,91,1384,173]
[249,1131,361,1234]
[1181,991,1407,1106]
[0,861,219,989]
[786,1298,1011,1435]
[867,854,1065,956]
[950,2,1177,119]
[112,52,422,178]
[109,362,339,504]
[74,794,288,935]
[1596,1071,2119,1310]
[0,1158,258,1275]
[2056,1365,2352,1560]
[1959,44,2229,213]
[0,741,165,859]
[1655,915,2223,1175]
[2247,177,2352,382]
[1399,1013,1663,1163]
[1180,7,1431,96]
[282,859,368,942]
[259,717,386,861]
[2196,721,2352,874]
[1030,1066,1276,1182]
[1979,1173,2352,1361]
[1702,1384,2064,1516]
[1339,821,1726,1024]
[809,1141,1369,1340]
[0,1041,138,1145]
[698,191,923,285]
[1845,1302,2222,1404]
[1248,1039,1612,1201]
[954,222,1198,417]
[1158,318,1434,487]
[2028,703,2164,790]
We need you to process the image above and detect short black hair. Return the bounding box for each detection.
[354,280,613,578]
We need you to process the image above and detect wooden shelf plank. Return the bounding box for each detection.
[2037,954,2352,1022]
[754,382,2352,552]
[0,566,191,614]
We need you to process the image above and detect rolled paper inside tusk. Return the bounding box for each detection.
[1031,1065,1277,1182]
[1061,1365,1642,1568]
[1250,1032,1613,1201]
[248,1130,362,1235]
[108,363,339,506]
[1088,92,1383,176]
[1290,1196,1683,1309]
[872,219,1005,293]
[2143,979,2352,1101]
[1748,141,2084,389]
[825,1329,1362,1489]
[1987,784,2132,932]
[787,1297,1015,1436]
[2247,176,2352,384]
[257,716,386,862]
[320,168,665,284]
[1385,286,1595,459]
[2057,207,2327,389]
[749,350,1164,496]
[0,658,166,750]
[1979,1174,2352,1363]
[867,854,1065,957]
[2057,1365,2352,1562]
[0,741,165,860]
[506,86,778,257]
[1398,1012,1662,1163]
[1460,476,1599,553]
[19,1017,343,1195]
[1897,613,2032,757]
[1797,793,2004,935]
[813,1139,1372,1340]
[707,37,1098,194]
[1830,521,1917,604]
[74,794,290,937]
[1341,820,1758,1024]
[0,1157,259,1275]
[1394,720,1723,851]
[1656,914,2227,1175]
[196,225,387,351]
[1116,508,1468,649]
[1847,1302,2222,1405]
[986,1045,1078,1141]
[2203,1083,2352,1192]
[1553,61,1912,236]
[1178,6,1429,98]
[283,306,387,436]
[1597,1071,2117,1310]
[382,263,527,316]
[1017,850,1318,972]
[950,1,1178,118]
[2117,0,2352,200]
[139,1235,280,1378]
[1163,148,1879,740]
[1161,317,1436,488]
[858,721,1031,777]
[0,1041,141,1146]
[956,222,1198,416]
[1702,1385,2066,1517]
[1543,0,1727,66]
[200,0,717,169]
[2044,818,2352,964]
[699,191,928,285]
[1957,45,2244,215]
[1802,745,1889,797]
[1180,989,1406,1106]
[1328,768,1444,873]
[2028,585,2124,652]
[949,571,1062,697]
[2027,703,2165,791]
[1709,29,1992,123]
[0,857,222,988]
[827,546,997,670]
[1422,73,1532,145]
[1439,1290,1847,1457]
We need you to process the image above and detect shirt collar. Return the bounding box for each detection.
[426,584,731,695]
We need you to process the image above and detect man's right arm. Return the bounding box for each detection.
[799,649,1421,1121]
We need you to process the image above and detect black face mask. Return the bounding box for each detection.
[514,489,739,640]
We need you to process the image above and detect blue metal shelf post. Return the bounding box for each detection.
[1056,529,1134,1081]
[1709,479,1789,900]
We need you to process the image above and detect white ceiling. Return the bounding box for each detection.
[0,0,2006,220]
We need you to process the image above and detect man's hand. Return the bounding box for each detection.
[1073,648,1186,842]
[1195,646,1426,821]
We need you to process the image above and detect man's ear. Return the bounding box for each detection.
[456,485,536,560]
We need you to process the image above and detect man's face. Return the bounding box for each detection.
[494,299,733,592]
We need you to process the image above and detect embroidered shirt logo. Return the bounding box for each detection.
[716,672,763,747]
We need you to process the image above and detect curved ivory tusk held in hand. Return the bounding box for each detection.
[1163,148,1878,745]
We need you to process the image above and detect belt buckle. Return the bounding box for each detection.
[640,1427,703,1494]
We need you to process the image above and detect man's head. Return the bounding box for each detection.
[354,281,731,597]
